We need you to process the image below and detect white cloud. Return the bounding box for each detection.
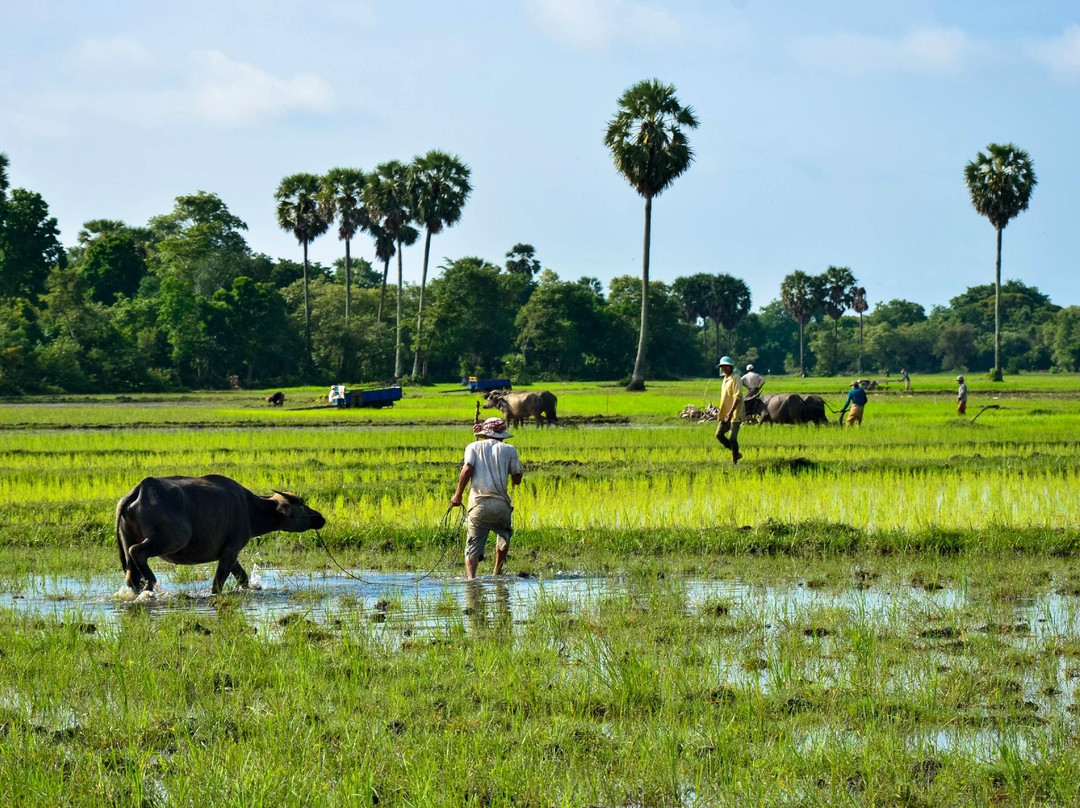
[190,51,335,124]
[527,0,681,50]
[1027,25,1080,80]
[792,27,976,76]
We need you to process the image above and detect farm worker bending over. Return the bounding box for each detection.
[956,375,968,416]
[451,417,523,580]
[741,363,764,398]
[715,356,745,465]
[839,380,868,426]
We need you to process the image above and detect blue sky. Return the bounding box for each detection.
[2,1,1078,313]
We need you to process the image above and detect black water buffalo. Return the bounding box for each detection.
[115,474,325,594]
[266,391,285,406]
[482,390,558,427]
[746,393,829,425]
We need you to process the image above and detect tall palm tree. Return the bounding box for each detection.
[275,173,332,365]
[320,168,369,325]
[852,286,868,374]
[820,265,857,372]
[364,161,416,379]
[604,79,699,391]
[964,143,1037,381]
[408,150,472,378]
[780,270,822,376]
[371,221,418,325]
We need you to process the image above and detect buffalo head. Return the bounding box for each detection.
[271,490,326,531]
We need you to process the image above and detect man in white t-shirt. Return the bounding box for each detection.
[450,417,523,579]
[741,363,764,398]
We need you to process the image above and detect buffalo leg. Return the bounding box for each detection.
[230,560,250,588]
[211,548,242,594]
[125,541,159,592]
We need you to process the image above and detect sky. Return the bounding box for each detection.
[1,0,1078,314]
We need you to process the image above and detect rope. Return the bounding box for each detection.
[308,504,466,587]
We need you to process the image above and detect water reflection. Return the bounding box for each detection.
[464,580,512,636]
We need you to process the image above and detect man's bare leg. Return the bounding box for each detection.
[492,544,508,576]
[466,554,479,580]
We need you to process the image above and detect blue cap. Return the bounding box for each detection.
[716,356,735,367]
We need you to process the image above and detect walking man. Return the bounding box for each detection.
[956,375,968,416]
[451,417,523,580]
[715,356,745,465]
[838,380,869,426]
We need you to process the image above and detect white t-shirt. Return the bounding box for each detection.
[464,439,522,506]
[741,371,763,392]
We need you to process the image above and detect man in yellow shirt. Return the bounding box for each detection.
[715,356,745,465]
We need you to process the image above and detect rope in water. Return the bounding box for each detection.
[310,504,466,587]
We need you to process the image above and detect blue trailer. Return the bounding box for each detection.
[330,386,403,408]
[466,377,512,393]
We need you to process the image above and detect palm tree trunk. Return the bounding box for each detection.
[798,321,805,376]
[377,258,390,323]
[993,226,1003,382]
[626,195,652,392]
[394,238,404,380]
[858,312,864,374]
[344,239,352,324]
[412,228,433,379]
[302,240,312,367]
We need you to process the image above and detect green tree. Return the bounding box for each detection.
[320,168,369,325]
[364,161,416,379]
[935,322,978,371]
[780,270,822,375]
[1050,307,1080,371]
[275,174,332,366]
[819,265,857,374]
[607,275,701,378]
[149,192,251,298]
[79,230,147,304]
[964,143,1037,380]
[0,188,65,301]
[604,78,699,391]
[505,243,541,279]
[409,151,472,378]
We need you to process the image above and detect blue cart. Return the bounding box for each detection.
[331,386,403,408]
[466,377,512,393]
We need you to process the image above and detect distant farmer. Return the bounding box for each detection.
[839,380,869,426]
[450,417,523,580]
[900,368,911,392]
[956,375,968,416]
[741,363,764,398]
[715,356,745,465]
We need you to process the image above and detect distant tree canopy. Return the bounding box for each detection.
[0,149,1070,395]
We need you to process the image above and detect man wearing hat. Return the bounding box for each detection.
[741,363,764,398]
[715,356,745,464]
[838,380,869,426]
[451,417,523,580]
[956,375,967,415]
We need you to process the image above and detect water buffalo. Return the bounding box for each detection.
[266,391,285,406]
[115,474,325,595]
[482,389,558,427]
[748,394,829,425]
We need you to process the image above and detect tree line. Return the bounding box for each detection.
[0,85,1055,395]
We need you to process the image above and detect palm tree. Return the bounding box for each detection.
[852,286,868,374]
[319,168,369,325]
[604,79,699,391]
[964,143,1037,381]
[275,173,332,365]
[364,161,416,379]
[408,151,472,378]
[780,270,822,376]
[820,265,857,372]
[709,274,752,355]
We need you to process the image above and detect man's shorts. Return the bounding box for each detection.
[846,404,864,425]
[466,498,513,561]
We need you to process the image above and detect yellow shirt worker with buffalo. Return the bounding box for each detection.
[715,356,745,465]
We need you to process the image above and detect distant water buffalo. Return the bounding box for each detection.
[483,389,558,427]
[116,474,325,594]
[745,393,829,425]
[266,391,286,406]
